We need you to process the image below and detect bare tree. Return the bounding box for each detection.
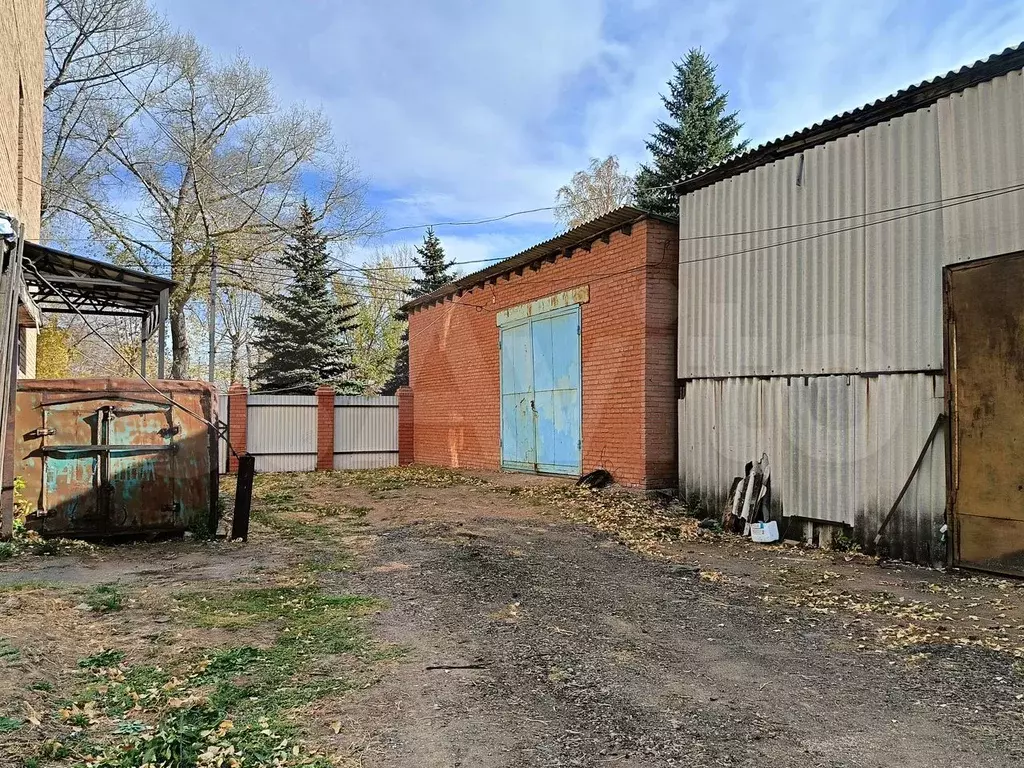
[67,41,376,378]
[218,259,271,385]
[554,155,635,230]
[42,0,173,227]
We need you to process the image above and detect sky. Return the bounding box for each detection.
[149,0,1024,273]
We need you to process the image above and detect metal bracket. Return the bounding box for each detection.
[28,427,55,439]
[159,423,180,438]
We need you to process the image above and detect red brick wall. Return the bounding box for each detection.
[397,387,414,465]
[642,221,679,488]
[227,384,248,472]
[407,218,679,488]
[315,387,335,471]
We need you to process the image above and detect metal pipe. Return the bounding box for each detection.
[140,313,149,378]
[208,248,217,383]
[157,288,168,379]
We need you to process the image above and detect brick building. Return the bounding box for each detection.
[403,206,679,489]
[0,0,44,377]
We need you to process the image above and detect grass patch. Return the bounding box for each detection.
[0,637,20,662]
[175,585,376,637]
[302,552,354,573]
[28,680,53,692]
[330,466,485,496]
[85,584,124,613]
[0,715,22,733]
[251,506,334,540]
[0,541,16,561]
[62,583,380,767]
[0,580,57,593]
[78,649,125,669]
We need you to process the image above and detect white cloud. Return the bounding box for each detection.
[152,0,1024,240]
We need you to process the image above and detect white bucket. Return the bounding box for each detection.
[750,521,779,543]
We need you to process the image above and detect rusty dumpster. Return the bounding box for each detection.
[13,379,219,538]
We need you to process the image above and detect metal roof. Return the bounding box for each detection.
[403,206,675,312]
[22,241,176,318]
[677,42,1024,195]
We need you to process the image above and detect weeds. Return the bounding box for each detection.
[829,530,861,553]
[0,715,22,733]
[85,584,124,612]
[58,583,381,767]
[78,649,125,669]
[0,637,19,662]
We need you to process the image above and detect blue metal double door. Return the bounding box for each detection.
[500,306,581,475]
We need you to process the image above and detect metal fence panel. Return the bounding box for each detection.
[334,396,398,470]
[247,394,317,473]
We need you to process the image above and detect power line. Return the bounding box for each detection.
[22,259,236,455]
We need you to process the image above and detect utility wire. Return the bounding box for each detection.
[23,260,238,456]
[51,178,1024,251]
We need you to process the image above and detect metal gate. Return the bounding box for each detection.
[946,252,1024,576]
[499,304,582,476]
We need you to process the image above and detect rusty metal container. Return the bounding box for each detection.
[14,379,219,538]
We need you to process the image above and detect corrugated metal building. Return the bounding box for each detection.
[676,44,1024,564]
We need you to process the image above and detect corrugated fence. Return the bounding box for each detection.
[216,393,398,474]
[333,396,399,470]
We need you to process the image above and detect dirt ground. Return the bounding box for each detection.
[1,467,1023,767]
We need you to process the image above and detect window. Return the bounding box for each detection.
[17,326,26,375]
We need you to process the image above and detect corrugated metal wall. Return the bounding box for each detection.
[679,71,1024,378]
[333,396,399,470]
[678,375,945,560]
[247,394,318,472]
[677,69,1024,561]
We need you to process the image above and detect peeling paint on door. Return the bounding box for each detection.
[500,304,581,476]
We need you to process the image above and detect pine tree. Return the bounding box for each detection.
[252,201,359,394]
[635,49,747,217]
[382,227,456,393]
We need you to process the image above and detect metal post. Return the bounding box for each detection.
[208,247,217,383]
[0,224,24,540]
[231,453,255,540]
[140,313,149,378]
[157,288,168,379]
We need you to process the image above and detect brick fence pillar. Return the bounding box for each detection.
[227,383,248,473]
[316,386,335,471]
[397,386,414,466]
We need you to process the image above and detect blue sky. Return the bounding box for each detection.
[149,0,1024,271]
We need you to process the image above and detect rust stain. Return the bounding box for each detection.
[948,254,1024,576]
[14,378,218,538]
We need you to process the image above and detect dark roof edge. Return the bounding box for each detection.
[677,42,1024,196]
[24,240,177,287]
[402,206,676,313]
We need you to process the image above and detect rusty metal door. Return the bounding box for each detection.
[946,252,1024,576]
[34,396,180,536]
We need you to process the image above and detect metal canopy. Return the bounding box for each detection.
[22,241,175,318]
[21,241,176,379]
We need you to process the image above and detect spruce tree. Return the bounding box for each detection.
[635,49,747,217]
[252,201,358,394]
[382,227,456,393]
